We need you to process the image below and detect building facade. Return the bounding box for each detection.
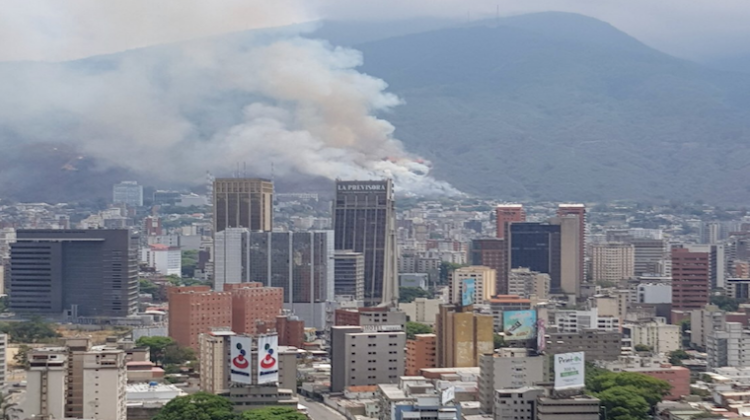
[436,304,494,368]
[8,229,139,317]
[406,334,437,376]
[471,238,507,295]
[449,266,497,305]
[479,352,545,413]
[671,247,710,311]
[113,181,143,207]
[509,223,562,293]
[556,204,586,282]
[213,178,273,234]
[507,268,550,300]
[334,250,365,301]
[333,180,397,307]
[496,204,525,240]
[330,326,406,392]
[591,243,635,283]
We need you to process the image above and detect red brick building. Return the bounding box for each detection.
[624,365,690,401]
[406,334,437,376]
[167,283,283,351]
[496,205,525,240]
[671,248,710,311]
[276,315,305,348]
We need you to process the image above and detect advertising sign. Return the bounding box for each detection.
[536,318,547,352]
[257,334,279,384]
[502,310,537,341]
[230,336,252,384]
[554,352,585,390]
[441,386,456,405]
[461,278,475,307]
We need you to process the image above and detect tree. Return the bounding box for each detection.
[405,322,433,340]
[163,343,196,366]
[242,407,307,420]
[669,349,690,366]
[589,371,671,412]
[0,316,60,343]
[137,336,176,365]
[139,278,159,296]
[399,287,430,304]
[182,250,199,278]
[597,386,650,420]
[0,391,20,420]
[439,262,465,284]
[153,392,237,420]
[493,333,506,350]
[711,295,740,312]
[633,344,651,352]
[13,344,31,369]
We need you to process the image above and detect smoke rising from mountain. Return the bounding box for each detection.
[0,18,457,196]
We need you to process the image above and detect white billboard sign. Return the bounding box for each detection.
[257,334,279,384]
[554,352,585,390]
[230,336,252,384]
[441,386,456,405]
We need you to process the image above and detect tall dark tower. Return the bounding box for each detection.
[333,180,397,307]
[212,178,273,234]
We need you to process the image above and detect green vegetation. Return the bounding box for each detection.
[493,333,506,349]
[242,407,308,420]
[587,369,671,420]
[182,250,199,277]
[399,287,430,303]
[153,392,236,420]
[139,278,159,296]
[0,391,19,420]
[669,349,690,366]
[153,394,306,420]
[634,344,651,352]
[0,316,60,343]
[711,295,742,312]
[439,262,466,284]
[405,322,433,340]
[136,336,195,367]
[13,344,31,368]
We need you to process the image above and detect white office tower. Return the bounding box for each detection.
[214,228,247,291]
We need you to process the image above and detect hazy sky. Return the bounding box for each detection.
[1,0,748,61]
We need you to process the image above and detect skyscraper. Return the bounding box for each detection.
[495,204,525,240]
[509,223,562,293]
[8,230,139,317]
[213,178,273,234]
[557,204,586,281]
[333,180,397,306]
[551,215,582,296]
[671,247,710,311]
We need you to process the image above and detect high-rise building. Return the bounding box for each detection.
[112,181,143,207]
[406,333,437,376]
[551,215,582,296]
[449,266,496,305]
[333,180,397,306]
[509,223,561,293]
[168,284,283,351]
[557,204,586,281]
[199,330,235,394]
[496,204,525,240]
[81,349,127,420]
[537,397,601,420]
[671,247,710,311]
[436,304,493,368]
[330,326,405,392]
[213,228,246,291]
[631,238,669,276]
[246,231,334,329]
[168,286,232,351]
[333,250,365,302]
[213,178,273,234]
[470,238,507,295]
[22,347,68,420]
[213,230,335,328]
[591,243,635,283]
[8,229,139,317]
[227,283,284,336]
[141,244,182,276]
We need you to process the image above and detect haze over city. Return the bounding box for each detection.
[2,3,750,420]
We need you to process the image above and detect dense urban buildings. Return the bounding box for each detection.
[213,178,273,233]
[330,326,406,392]
[509,223,561,293]
[496,204,525,240]
[591,242,635,283]
[333,180,397,306]
[112,181,143,207]
[8,229,139,317]
[471,238,507,295]
[435,304,493,368]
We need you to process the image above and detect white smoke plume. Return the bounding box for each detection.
[0,1,459,196]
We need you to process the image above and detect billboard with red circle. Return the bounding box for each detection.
[257,334,279,384]
[230,336,252,384]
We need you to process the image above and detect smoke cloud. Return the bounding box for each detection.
[0,1,458,196]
